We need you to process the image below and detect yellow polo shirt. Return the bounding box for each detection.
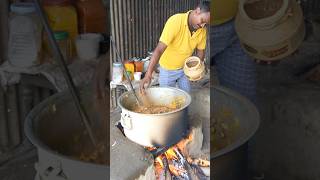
[211,0,238,26]
[159,11,207,70]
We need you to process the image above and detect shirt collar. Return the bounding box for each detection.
[185,10,192,27]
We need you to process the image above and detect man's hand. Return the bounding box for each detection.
[196,49,205,62]
[139,74,152,94]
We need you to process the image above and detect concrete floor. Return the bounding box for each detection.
[110,108,154,180]
[248,36,320,179]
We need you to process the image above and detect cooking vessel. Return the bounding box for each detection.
[212,86,260,180]
[25,89,109,180]
[118,87,191,147]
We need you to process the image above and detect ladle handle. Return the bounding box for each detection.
[34,0,97,147]
[110,36,142,106]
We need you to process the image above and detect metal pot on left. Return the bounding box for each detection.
[118,87,191,148]
[25,89,109,180]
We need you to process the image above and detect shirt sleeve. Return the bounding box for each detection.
[197,28,207,50]
[159,15,179,46]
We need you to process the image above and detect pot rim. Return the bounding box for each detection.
[24,91,109,169]
[118,87,192,115]
[239,0,289,29]
[184,56,201,70]
[211,86,260,159]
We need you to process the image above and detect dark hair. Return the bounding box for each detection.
[197,0,210,13]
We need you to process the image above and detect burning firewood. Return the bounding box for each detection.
[155,159,165,179]
[187,157,210,167]
[176,132,193,156]
[194,159,210,167]
[149,130,210,180]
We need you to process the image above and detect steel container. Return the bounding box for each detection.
[212,86,260,180]
[25,89,109,180]
[118,87,191,147]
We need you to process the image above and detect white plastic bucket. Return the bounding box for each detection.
[133,72,142,81]
[75,33,103,60]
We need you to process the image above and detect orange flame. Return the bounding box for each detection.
[152,131,196,179]
[176,132,193,156]
[146,146,157,151]
[168,164,180,177]
[155,156,164,168]
[154,155,165,179]
[164,148,178,160]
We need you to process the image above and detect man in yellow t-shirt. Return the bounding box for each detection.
[211,0,257,104]
[140,1,210,93]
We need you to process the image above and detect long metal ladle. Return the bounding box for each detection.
[110,36,143,106]
[34,0,97,147]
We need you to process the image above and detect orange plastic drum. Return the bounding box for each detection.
[75,0,107,33]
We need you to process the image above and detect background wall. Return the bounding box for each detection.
[110,0,200,61]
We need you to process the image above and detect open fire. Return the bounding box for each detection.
[116,120,210,179]
[147,132,210,180]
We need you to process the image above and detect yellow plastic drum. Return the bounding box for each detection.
[43,1,78,56]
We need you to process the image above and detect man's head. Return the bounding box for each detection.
[189,1,210,30]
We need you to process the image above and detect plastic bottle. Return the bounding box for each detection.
[112,62,123,83]
[8,2,42,67]
[124,62,135,80]
[134,61,144,72]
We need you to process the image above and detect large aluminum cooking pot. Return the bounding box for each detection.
[118,87,191,147]
[212,86,260,180]
[25,89,108,180]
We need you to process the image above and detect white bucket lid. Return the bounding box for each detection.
[11,2,36,14]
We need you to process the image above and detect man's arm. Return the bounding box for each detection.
[196,49,205,62]
[145,42,167,78]
[139,42,167,93]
